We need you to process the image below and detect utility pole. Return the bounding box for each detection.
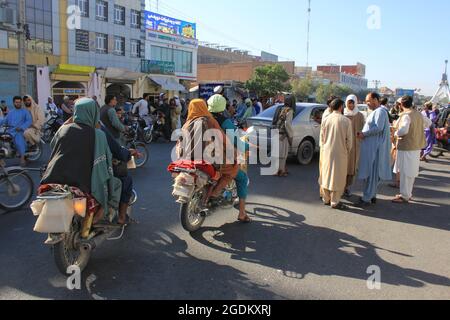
[372,80,381,91]
[17,0,27,96]
[306,0,311,67]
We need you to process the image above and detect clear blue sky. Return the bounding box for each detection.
[146,0,449,95]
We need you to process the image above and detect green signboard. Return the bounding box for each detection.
[141,60,175,75]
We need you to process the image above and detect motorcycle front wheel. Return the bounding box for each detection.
[133,143,149,168]
[27,142,43,162]
[0,169,34,211]
[143,128,153,144]
[180,191,206,233]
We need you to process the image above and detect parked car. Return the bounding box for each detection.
[358,104,369,119]
[246,103,327,165]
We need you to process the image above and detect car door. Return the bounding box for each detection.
[309,106,326,149]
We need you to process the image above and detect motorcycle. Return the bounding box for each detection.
[0,158,34,211]
[0,126,44,162]
[168,160,238,233]
[127,115,153,145]
[31,184,138,275]
[42,113,63,144]
[123,121,149,168]
[430,127,450,158]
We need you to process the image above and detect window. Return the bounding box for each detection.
[131,39,141,58]
[130,10,141,28]
[150,46,193,73]
[96,0,108,21]
[114,36,125,56]
[95,33,108,54]
[114,5,125,25]
[77,0,89,18]
[17,2,53,53]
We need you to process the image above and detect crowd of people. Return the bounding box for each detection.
[317,92,438,209]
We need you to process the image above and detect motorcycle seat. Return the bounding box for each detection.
[168,160,217,179]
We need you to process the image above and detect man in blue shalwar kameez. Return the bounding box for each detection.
[0,96,32,166]
[357,92,392,206]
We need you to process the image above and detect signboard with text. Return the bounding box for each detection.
[144,11,196,39]
[396,89,415,97]
[141,59,175,75]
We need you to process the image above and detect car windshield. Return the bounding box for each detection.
[258,105,306,120]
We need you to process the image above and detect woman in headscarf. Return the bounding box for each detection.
[272,95,295,177]
[343,94,365,197]
[41,98,121,225]
[179,99,250,223]
[23,95,45,147]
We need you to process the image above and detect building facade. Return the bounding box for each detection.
[0,0,62,105]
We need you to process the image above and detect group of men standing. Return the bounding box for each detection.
[319,92,432,209]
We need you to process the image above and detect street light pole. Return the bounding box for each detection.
[18,0,27,96]
[306,0,311,67]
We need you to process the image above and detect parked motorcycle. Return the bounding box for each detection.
[31,183,138,275]
[123,121,149,168]
[430,127,450,158]
[168,160,238,233]
[42,113,63,144]
[0,126,44,162]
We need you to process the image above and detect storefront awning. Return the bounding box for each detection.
[99,68,146,83]
[53,64,95,75]
[148,75,187,92]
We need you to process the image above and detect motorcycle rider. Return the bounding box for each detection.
[45,96,58,118]
[41,98,121,225]
[100,95,128,142]
[0,96,32,166]
[207,94,251,223]
[23,95,45,151]
[132,94,152,127]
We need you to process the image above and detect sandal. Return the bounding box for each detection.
[392,196,409,204]
[237,215,252,223]
[331,203,348,210]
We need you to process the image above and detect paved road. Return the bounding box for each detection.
[0,143,449,300]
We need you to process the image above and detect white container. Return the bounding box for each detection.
[33,198,75,234]
[127,156,137,169]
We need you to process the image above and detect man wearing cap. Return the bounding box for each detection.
[392,96,431,204]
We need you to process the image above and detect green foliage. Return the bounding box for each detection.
[291,77,317,102]
[245,64,291,98]
[315,83,354,104]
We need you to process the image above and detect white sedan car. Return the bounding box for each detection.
[246,103,327,165]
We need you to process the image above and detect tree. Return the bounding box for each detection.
[245,64,291,98]
[315,83,354,104]
[291,77,316,102]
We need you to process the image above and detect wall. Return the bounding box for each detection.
[198,45,256,64]
[67,0,143,70]
[197,61,295,83]
[36,66,51,106]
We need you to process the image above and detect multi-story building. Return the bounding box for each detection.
[142,10,197,101]
[0,0,62,105]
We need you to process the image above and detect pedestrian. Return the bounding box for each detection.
[319,98,353,209]
[100,95,127,142]
[61,96,73,121]
[0,96,32,166]
[420,101,438,162]
[252,98,261,116]
[357,92,392,207]
[157,95,172,141]
[236,98,248,120]
[392,96,432,204]
[343,94,365,197]
[272,95,295,177]
[390,99,401,122]
[23,95,45,148]
[170,97,182,131]
[381,97,395,124]
[1,100,8,117]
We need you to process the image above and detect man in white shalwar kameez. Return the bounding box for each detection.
[392,96,432,204]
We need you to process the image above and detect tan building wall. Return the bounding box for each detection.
[198,61,295,83]
[198,46,256,64]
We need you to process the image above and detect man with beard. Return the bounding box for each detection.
[23,95,45,149]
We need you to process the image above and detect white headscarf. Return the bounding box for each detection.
[344,94,360,116]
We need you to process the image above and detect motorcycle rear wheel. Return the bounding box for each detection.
[180,191,205,233]
[0,169,34,211]
[53,229,91,276]
[430,142,444,158]
[133,143,148,168]
[143,129,153,144]
[27,142,43,162]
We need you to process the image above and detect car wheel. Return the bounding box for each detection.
[297,140,315,165]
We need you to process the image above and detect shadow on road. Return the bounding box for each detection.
[192,203,450,289]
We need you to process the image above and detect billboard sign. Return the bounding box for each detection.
[199,83,225,100]
[141,60,175,75]
[144,11,196,39]
[396,89,415,97]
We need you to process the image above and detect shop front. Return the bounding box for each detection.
[50,64,96,105]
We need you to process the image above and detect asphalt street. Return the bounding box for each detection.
[0,142,449,300]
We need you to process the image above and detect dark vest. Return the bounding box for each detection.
[100,105,120,139]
